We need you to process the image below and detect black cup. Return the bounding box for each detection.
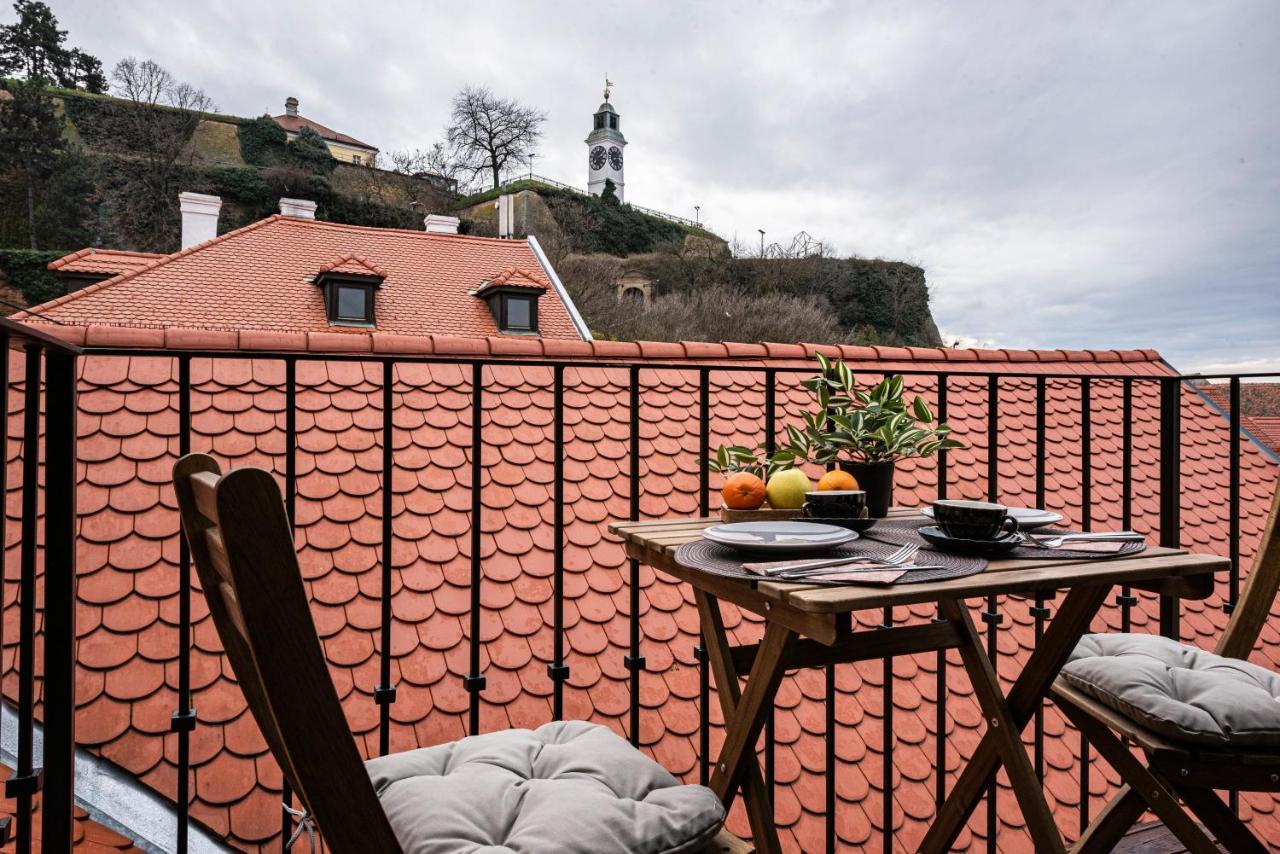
[932,500,1019,541]
[803,490,868,520]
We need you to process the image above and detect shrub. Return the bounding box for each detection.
[208,165,269,204]
[289,126,335,174]
[237,115,288,166]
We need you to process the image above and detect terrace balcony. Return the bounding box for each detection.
[0,318,1277,852]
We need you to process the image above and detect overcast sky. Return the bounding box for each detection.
[45,1,1280,373]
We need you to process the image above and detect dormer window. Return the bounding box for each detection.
[472,268,549,335]
[314,254,387,327]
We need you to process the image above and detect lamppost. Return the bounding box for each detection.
[694,205,701,226]
[758,229,766,257]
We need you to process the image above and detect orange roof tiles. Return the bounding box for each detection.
[272,113,377,152]
[19,217,584,341]
[3,340,1279,851]
[48,248,166,278]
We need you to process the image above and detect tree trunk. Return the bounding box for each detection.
[491,160,501,190]
[26,179,37,250]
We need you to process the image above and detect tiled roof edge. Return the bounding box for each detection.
[46,247,165,272]
[16,321,1172,367]
[15,216,287,319]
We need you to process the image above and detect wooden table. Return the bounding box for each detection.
[610,511,1228,854]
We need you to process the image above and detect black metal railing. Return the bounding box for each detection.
[1,326,1275,853]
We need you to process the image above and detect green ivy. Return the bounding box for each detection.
[236,115,288,166]
[207,165,270,204]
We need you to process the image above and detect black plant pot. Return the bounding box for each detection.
[844,460,896,518]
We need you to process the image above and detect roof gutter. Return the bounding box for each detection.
[526,234,593,341]
[1,703,231,854]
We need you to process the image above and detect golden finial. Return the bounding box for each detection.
[603,74,614,102]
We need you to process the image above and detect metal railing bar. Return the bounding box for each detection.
[826,662,837,854]
[1158,377,1182,640]
[935,374,949,807]
[41,347,78,850]
[1032,377,1048,781]
[763,369,777,800]
[12,344,41,854]
[281,358,297,845]
[984,375,1000,854]
[627,366,644,746]
[1119,379,1136,631]
[74,345,1274,383]
[173,356,194,853]
[697,368,710,786]
[377,362,396,755]
[550,365,568,720]
[1079,377,1092,831]
[466,363,485,734]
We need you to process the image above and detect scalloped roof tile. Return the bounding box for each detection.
[47,247,167,277]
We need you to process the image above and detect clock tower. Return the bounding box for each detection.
[586,77,626,201]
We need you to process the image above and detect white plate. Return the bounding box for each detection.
[701,521,858,554]
[921,506,1064,530]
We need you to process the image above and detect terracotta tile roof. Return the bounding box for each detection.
[47,248,167,278]
[0,765,143,852]
[316,253,387,279]
[272,113,377,152]
[1202,381,1280,417]
[1199,382,1280,457]
[17,217,584,340]
[4,339,1278,851]
[473,268,550,294]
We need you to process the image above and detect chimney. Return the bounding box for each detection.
[178,192,222,249]
[285,96,298,117]
[279,198,317,219]
[424,214,460,235]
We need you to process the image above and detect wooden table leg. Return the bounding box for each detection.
[939,598,1066,853]
[696,590,794,854]
[920,584,1112,853]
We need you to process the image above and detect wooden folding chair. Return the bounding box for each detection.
[1051,483,1280,853]
[173,454,746,854]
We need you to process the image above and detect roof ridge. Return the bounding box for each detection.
[14,216,286,320]
[271,215,539,248]
[20,320,1169,367]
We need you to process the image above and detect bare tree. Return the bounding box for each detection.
[110,57,216,250]
[444,86,545,189]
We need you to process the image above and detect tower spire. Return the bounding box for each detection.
[603,74,613,102]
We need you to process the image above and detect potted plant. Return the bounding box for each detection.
[780,354,963,517]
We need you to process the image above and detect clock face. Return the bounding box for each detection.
[590,145,606,170]
[608,146,623,170]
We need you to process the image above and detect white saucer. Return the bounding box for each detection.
[701,521,859,555]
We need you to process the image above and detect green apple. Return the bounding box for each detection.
[765,468,811,510]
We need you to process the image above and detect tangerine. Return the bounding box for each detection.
[817,469,859,491]
[721,472,767,510]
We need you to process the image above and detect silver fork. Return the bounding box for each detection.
[1029,531,1142,549]
[772,543,921,579]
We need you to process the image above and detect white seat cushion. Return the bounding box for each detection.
[366,720,725,854]
[1061,632,1280,747]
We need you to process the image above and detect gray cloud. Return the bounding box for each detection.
[49,0,1280,373]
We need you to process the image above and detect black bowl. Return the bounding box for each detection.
[799,516,877,534]
[918,525,1023,557]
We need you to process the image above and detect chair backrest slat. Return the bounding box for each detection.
[173,454,401,853]
[1217,482,1280,660]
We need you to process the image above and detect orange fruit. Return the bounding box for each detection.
[817,469,859,491]
[721,472,767,510]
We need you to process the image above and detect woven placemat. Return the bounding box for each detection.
[674,536,987,586]
[862,517,1147,560]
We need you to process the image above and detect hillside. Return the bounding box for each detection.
[458,183,942,347]
[0,84,456,253]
